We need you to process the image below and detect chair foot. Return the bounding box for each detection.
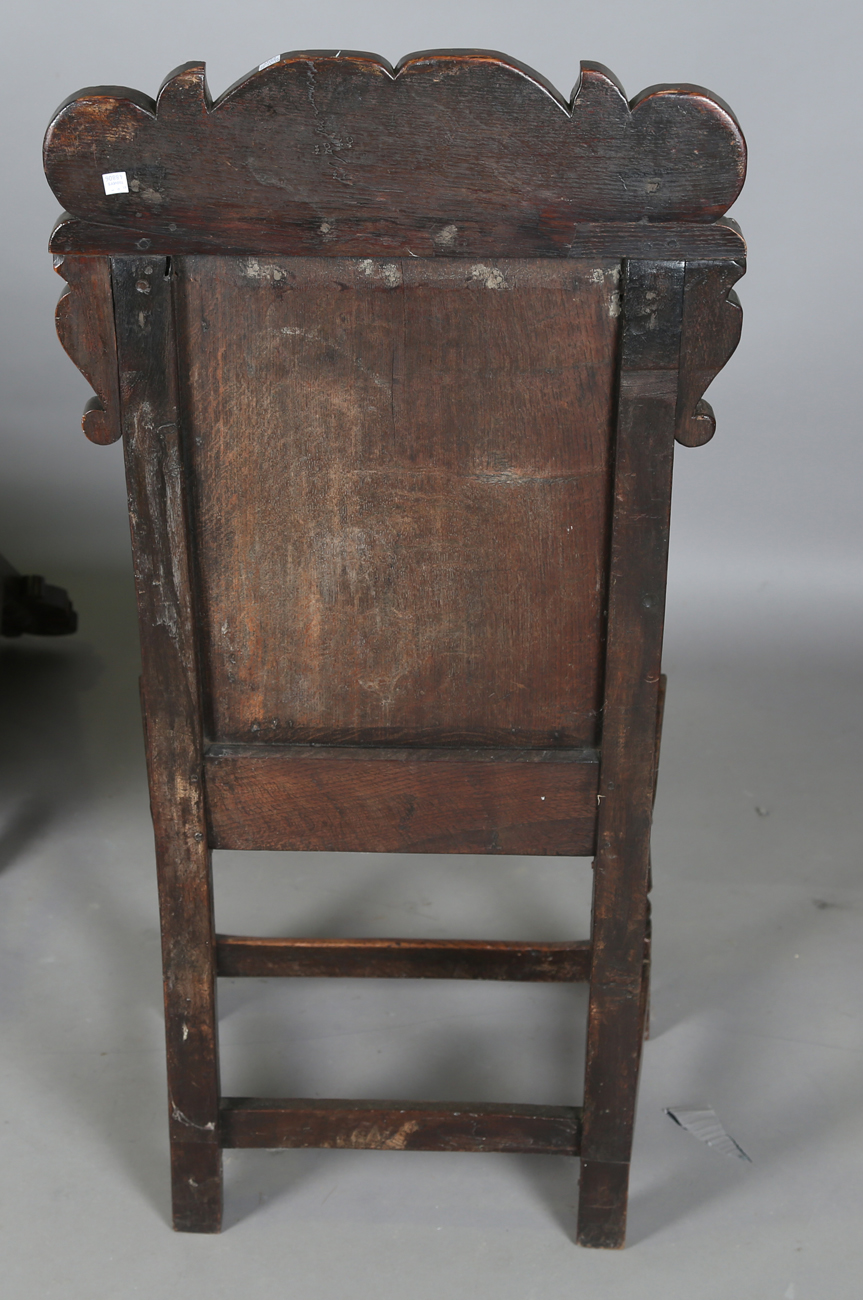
[576,1159,630,1248]
[170,1140,223,1233]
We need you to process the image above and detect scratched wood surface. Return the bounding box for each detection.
[179,255,619,748]
[220,1097,581,1154]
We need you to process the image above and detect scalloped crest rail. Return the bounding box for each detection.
[45,54,745,252]
[45,50,746,1248]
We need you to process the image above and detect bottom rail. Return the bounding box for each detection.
[220,1097,581,1155]
[216,935,591,981]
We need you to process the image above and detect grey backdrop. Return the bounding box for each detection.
[1,0,861,600]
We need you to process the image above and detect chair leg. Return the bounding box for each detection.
[577,870,651,1248]
[154,837,223,1233]
[171,1140,223,1233]
[577,1159,631,1249]
[577,973,649,1247]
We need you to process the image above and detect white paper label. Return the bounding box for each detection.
[102,171,129,195]
[258,55,280,71]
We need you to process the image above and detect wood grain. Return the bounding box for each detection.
[216,935,592,981]
[204,744,599,856]
[49,212,747,262]
[220,1097,581,1154]
[44,56,745,255]
[181,256,617,749]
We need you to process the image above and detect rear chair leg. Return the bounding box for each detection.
[577,1159,631,1249]
[170,1141,223,1233]
[577,869,652,1248]
[157,843,223,1233]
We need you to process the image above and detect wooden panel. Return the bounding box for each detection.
[216,935,591,981]
[44,57,745,255]
[180,255,618,749]
[220,1098,581,1154]
[204,744,599,856]
[113,256,222,1232]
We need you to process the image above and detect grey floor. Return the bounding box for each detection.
[1,563,860,1298]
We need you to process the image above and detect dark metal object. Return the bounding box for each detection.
[0,554,77,637]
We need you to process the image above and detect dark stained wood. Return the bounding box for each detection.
[169,1142,223,1233]
[53,254,121,444]
[216,935,592,982]
[44,56,745,254]
[220,1097,581,1155]
[47,48,747,1249]
[181,256,617,750]
[577,1160,631,1250]
[113,255,222,1233]
[577,261,685,1249]
[204,744,599,856]
[49,212,747,262]
[675,259,745,446]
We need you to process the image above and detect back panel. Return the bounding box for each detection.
[177,256,620,748]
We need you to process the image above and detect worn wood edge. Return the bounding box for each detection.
[49,212,746,260]
[53,253,121,444]
[220,1097,582,1154]
[674,259,746,446]
[652,672,667,807]
[215,935,591,981]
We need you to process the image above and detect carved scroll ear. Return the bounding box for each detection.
[54,254,121,445]
[675,260,745,447]
[155,62,211,120]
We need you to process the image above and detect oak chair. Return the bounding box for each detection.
[44,50,745,1248]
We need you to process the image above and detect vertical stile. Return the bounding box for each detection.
[113,255,223,1232]
[577,260,686,1248]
